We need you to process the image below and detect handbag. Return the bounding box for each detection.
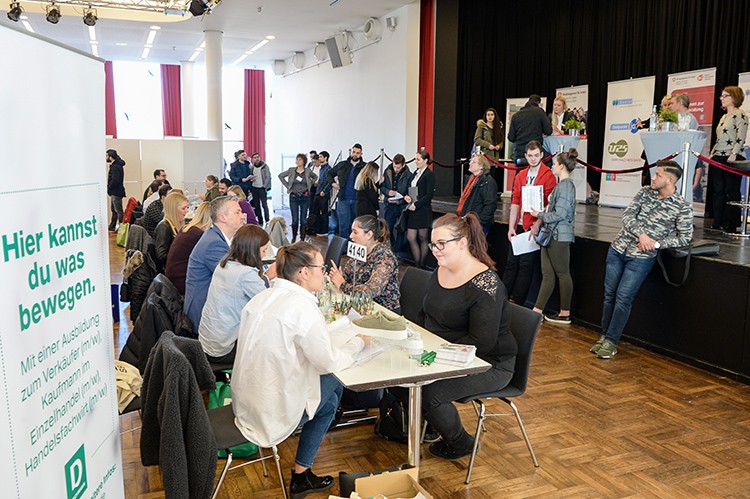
[394,208,409,233]
[535,224,557,247]
[374,390,408,443]
[656,240,720,287]
[116,222,129,247]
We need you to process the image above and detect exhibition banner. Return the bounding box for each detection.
[555,85,589,202]
[739,72,750,148]
[599,76,655,207]
[504,96,547,195]
[0,24,124,498]
[666,67,717,211]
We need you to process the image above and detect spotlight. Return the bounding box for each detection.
[7,1,23,22]
[45,3,61,24]
[83,8,97,26]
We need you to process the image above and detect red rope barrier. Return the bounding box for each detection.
[575,152,680,174]
[694,152,750,177]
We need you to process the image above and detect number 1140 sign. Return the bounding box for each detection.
[347,242,367,262]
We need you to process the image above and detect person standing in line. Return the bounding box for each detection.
[107,149,126,232]
[474,107,504,161]
[592,161,693,359]
[457,154,498,235]
[530,149,578,324]
[403,150,435,269]
[309,151,332,236]
[249,152,272,226]
[355,161,380,218]
[229,149,253,197]
[279,153,317,243]
[380,154,412,251]
[507,94,552,165]
[328,143,365,240]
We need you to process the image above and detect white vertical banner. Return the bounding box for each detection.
[503,96,547,196]
[599,77,656,207]
[666,67,717,211]
[555,85,589,202]
[0,24,124,498]
[739,72,750,148]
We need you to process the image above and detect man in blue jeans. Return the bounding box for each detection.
[592,161,693,359]
[328,143,364,240]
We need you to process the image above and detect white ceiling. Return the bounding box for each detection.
[8,0,413,65]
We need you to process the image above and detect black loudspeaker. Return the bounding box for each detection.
[189,0,208,16]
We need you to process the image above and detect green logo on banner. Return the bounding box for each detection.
[607,139,629,158]
[65,444,88,499]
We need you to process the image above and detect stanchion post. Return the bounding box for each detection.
[681,142,691,198]
[379,147,385,179]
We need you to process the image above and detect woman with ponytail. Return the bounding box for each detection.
[410,212,517,461]
[403,150,435,268]
[530,148,578,324]
[329,215,401,313]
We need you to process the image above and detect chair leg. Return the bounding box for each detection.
[504,398,539,467]
[420,419,428,444]
[212,450,233,499]
[465,400,486,484]
[272,445,288,499]
[472,400,487,433]
[256,447,268,477]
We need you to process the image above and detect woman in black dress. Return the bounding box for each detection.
[403,150,435,268]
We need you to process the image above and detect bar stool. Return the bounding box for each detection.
[726,160,750,238]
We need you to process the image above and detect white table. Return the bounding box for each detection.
[333,321,491,470]
[544,135,586,203]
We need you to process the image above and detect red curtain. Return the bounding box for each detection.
[104,61,117,138]
[418,0,435,157]
[244,69,266,159]
[160,64,182,136]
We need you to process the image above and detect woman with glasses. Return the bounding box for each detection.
[412,213,517,461]
[328,215,401,313]
[198,224,274,364]
[457,154,498,235]
[232,242,369,498]
[709,86,749,233]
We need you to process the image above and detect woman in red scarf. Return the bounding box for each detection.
[457,154,498,235]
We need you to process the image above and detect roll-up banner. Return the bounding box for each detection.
[504,96,547,196]
[667,68,716,210]
[598,76,655,207]
[554,85,589,202]
[739,72,750,148]
[0,24,124,498]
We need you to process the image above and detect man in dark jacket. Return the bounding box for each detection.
[379,154,413,250]
[507,95,552,165]
[327,143,364,239]
[249,152,272,226]
[229,150,252,197]
[107,149,126,231]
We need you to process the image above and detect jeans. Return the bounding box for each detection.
[295,374,343,469]
[336,199,356,239]
[109,195,124,229]
[601,247,655,345]
[328,209,338,235]
[251,186,270,226]
[289,193,310,227]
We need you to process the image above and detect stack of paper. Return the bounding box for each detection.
[435,343,476,367]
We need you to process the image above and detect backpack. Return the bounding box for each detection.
[374,390,408,443]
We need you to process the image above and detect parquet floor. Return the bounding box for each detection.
[111,234,750,498]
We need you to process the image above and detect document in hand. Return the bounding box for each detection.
[521,185,544,213]
[388,191,404,202]
[510,232,540,255]
[327,316,384,366]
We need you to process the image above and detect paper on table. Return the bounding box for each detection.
[327,315,384,366]
[521,185,544,213]
[510,232,540,255]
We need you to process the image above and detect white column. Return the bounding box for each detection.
[180,60,195,137]
[204,30,223,141]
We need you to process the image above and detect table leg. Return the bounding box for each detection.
[407,385,422,469]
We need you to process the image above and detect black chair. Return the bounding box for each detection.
[458,302,542,484]
[398,267,432,323]
[324,235,348,268]
[208,404,288,499]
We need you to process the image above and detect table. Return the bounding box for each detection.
[333,320,491,470]
[640,130,707,208]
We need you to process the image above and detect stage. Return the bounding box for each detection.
[432,196,750,384]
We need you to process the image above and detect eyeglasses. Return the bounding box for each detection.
[307,264,328,273]
[428,237,461,251]
[720,94,730,98]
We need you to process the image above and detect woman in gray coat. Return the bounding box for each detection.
[530,148,578,324]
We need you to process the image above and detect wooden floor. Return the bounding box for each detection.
[112,233,750,498]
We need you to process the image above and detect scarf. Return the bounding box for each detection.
[457,174,480,215]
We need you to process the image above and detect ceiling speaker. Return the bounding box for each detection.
[292,52,305,70]
[189,0,208,16]
[272,60,286,76]
[363,17,382,40]
[325,32,352,69]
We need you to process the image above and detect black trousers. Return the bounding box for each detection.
[709,155,744,229]
[250,186,270,226]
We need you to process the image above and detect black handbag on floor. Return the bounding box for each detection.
[656,240,720,287]
[374,390,408,443]
[394,208,409,233]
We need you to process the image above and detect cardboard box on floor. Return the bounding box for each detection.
[328,468,433,499]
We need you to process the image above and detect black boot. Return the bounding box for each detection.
[292,224,298,243]
[300,225,307,242]
[289,468,334,499]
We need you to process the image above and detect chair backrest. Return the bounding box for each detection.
[507,302,542,394]
[399,267,432,323]
[324,235,348,269]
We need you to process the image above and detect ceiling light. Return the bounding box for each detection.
[21,20,33,32]
[91,44,98,56]
[45,3,61,24]
[88,26,96,41]
[231,53,248,66]
[141,46,150,59]
[265,35,275,40]
[83,8,97,26]
[248,39,269,52]
[188,50,201,62]
[7,1,22,22]
[19,14,26,19]
[146,29,157,45]
[116,42,127,46]
[149,25,160,30]
[199,41,205,48]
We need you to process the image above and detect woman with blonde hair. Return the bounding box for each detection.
[165,202,212,294]
[355,161,380,217]
[549,96,574,135]
[228,185,259,225]
[154,192,189,273]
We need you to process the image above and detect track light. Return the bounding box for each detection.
[83,8,97,26]
[45,3,61,24]
[7,1,23,22]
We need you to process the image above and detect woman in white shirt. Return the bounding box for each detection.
[232,242,368,497]
[198,224,272,363]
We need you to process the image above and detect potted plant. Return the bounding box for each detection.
[658,109,678,131]
[563,118,583,136]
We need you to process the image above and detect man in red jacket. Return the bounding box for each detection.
[502,141,557,304]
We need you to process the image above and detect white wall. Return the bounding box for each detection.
[266,2,421,207]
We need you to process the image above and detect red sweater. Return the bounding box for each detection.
[510,165,557,230]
